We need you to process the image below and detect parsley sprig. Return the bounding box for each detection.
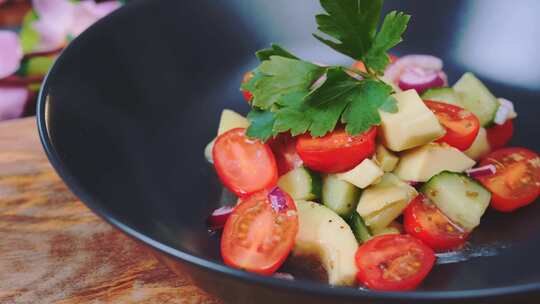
[244,0,410,141]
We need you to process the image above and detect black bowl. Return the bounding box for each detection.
[37,0,540,303]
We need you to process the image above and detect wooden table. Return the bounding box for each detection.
[0,117,220,304]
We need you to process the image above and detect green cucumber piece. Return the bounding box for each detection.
[348,212,372,243]
[322,174,361,217]
[421,87,463,107]
[278,167,321,201]
[453,73,499,127]
[421,171,491,231]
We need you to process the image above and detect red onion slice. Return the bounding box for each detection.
[273,272,295,280]
[407,181,422,187]
[494,105,510,125]
[398,67,446,94]
[207,206,234,230]
[268,187,288,212]
[385,55,444,83]
[466,165,497,178]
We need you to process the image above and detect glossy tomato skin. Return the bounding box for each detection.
[268,133,303,176]
[221,189,298,275]
[424,100,480,151]
[477,147,540,212]
[404,194,469,252]
[355,234,435,291]
[487,120,514,150]
[296,127,377,173]
[213,128,278,197]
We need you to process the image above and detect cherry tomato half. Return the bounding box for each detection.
[424,100,480,151]
[268,133,303,176]
[487,119,514,150]
[296,127,377,173]
[241,71,254,103]
[404,194,469,252]
[355,234,435,291]
[213,128,278,197]
[477,147,540,212]
[221,188,298,275]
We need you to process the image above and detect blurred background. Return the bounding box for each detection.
[1,0,539,124]
[0,0,122,121]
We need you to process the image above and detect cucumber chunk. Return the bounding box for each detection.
[421,87,463,107]
[278,167,321,201]
[453,73,499,127]
[348,212,372,243]
[322,175,361,217]
[421,171,491,231]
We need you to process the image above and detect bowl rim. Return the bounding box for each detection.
[36,0,540,301]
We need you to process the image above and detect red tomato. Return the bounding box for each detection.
[355,234,435,291]
[268,133,303,176]
[477,147,540,212]
[221,188,298,275]
[241,72,254,103]
[404,194,469,252]
[487,120,514,150]
[424,100,480,151]
[213,128,278,197]
[296,127,377,173]
[352,61,367,73]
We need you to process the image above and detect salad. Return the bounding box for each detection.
[204,0,540,291]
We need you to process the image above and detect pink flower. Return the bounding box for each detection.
[32,0,75,52]
[31,0,121,52]
[70,1,121,37]
[0,87,28,121]
[0,31,23,79]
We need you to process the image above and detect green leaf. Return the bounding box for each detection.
[379,95,399,113]
[364,11,411,74]
[19,10,40,54]
[246,109,276,142]
[251,56,325,109]
[256,44,298,62]
[342,80,393,135]
[273,107,311,136]
[304,67,359,106]
[313,0,383,60]
[241,69,263,92]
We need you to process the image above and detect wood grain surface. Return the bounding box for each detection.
[0,117,220,304]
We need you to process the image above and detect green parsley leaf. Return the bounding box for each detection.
[256,44,298,62]
[271,69,395,138]
[341,80,393,135]
[241,69,263,92]
[246,109,276,142]
[241,0,409,142]
[313,0,383,61]
[364,11,411,74]
[251,56,325,110]
[379,95,399,113]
